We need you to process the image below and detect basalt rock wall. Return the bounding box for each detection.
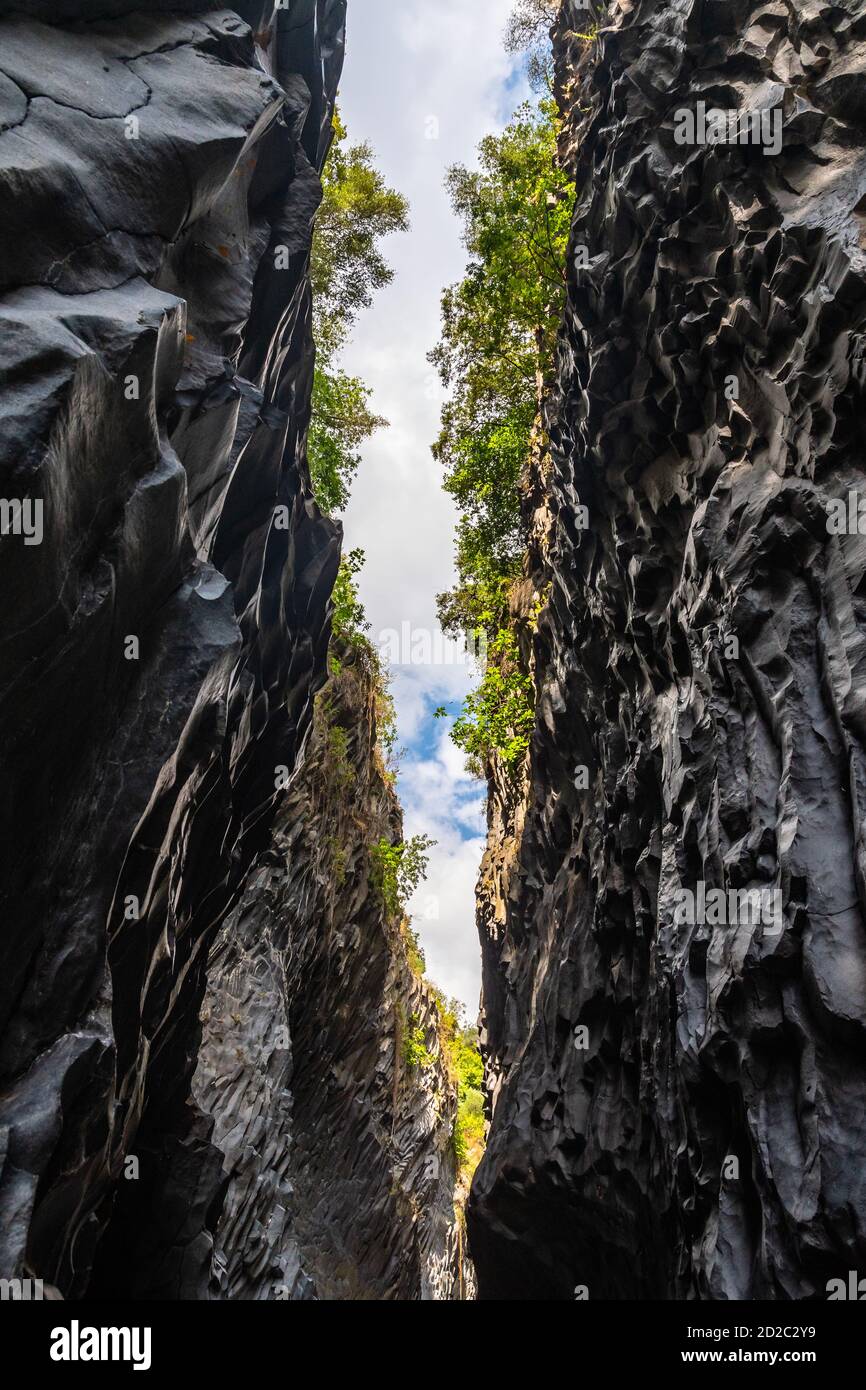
[190,651,469,1302]
[0,0,462,1301]
[470,0,866,1300]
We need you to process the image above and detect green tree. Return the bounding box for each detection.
[308,370,384,516]
[308,110,409,516]
[312,110,410,357]
[431,99,573,631]
[505,0,604,91]
[451,628,535,777]
[430,98,574,772]
[504,0,560,92]
[331,547,370,647]
[402,1014,435,1070]
[370,833,436,919]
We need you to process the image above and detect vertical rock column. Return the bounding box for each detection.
[0,0,345,1298]
[192,650,470,1301]
[470,0,866,1300]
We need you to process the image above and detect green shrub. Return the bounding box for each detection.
[331,548,370,649]
[370,834,435,919]
[451,627,534,776]
[433,991,486,1179]
[430,97,573,781]
[404,922,426,977]
[327,838,348,888]
[402,1014,434,1070]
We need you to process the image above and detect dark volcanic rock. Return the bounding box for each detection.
[191,651,470,1301]
[470,0,866,1300]
[0,1,464,1301]
[0,0,343,1299]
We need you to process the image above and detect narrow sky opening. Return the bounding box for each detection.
[337,0,528,1010]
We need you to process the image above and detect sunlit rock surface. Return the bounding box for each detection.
[470,0,866,1300]
[0,0,464,1301]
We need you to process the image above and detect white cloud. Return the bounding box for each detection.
[400,729,487,1010]
[388,664,472,744]
[336,0,526,1010]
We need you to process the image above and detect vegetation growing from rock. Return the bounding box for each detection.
[308,110,409,515]
[431,96,574,776]
[450,627,535,778]
[402,1014,435,1071]
[434,993,485,1179]
[331,547,371,649]
[504,0,559,91]
[370,833,436,919]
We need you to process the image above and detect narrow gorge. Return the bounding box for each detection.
[0,0,467,1302]
[470,0,866,1302]
[0,0,864,1323]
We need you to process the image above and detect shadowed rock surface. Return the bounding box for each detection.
[0,0,464,1301]
[191,651,471,1301]
[470,0,866,1300]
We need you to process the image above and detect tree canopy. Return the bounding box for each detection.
[307,110,409,517]
[504,0,560,91]
[431,97,574,772]
[311,110,409,358]
[431,100,573,632]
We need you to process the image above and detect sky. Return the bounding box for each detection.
[336,0,527,1012]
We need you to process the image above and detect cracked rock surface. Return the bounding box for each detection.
[0,1,464,1301]
[469,0,866,1300]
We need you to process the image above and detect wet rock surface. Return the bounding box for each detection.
[470,0,866,1301]
[0,1,463,1301]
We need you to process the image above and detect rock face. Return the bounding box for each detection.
[191,650,469,1302]
[470,0,866,1300]
[0,1,463,1301]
